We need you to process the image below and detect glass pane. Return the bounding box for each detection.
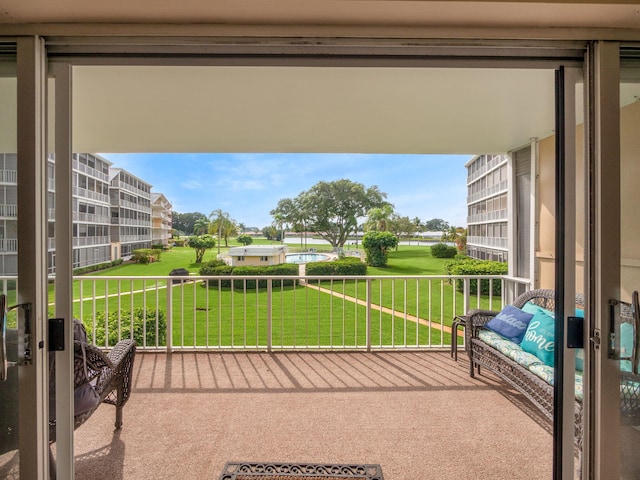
[619,50,640,479]
[0,52,19,478]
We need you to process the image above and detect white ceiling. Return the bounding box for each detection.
[71,66,557,154]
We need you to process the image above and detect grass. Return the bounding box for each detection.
[60,244,500,349]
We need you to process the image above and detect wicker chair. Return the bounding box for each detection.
[49,335,137,440]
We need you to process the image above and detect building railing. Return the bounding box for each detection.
[110,180,151,199]
[72,159,110,182]
[467,180,508,204]
[73,186,110,204]
[0,204,18,218]
[467,236,509,249]
[0,239,18,252]
[0,170,17,184]
[467,209,508,224]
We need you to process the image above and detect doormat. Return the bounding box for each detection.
[218,462,384,480]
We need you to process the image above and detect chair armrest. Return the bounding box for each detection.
[106,339,136,368]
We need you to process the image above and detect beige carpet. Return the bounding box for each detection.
[72,351,554,479]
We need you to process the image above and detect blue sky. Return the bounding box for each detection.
[100,153,472,230]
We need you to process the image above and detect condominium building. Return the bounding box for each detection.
[151,192,173,247]
[465,154,509,262]
[109,168,153,259]
[0,153,17,275]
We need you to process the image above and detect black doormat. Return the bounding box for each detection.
[219,462,384,480]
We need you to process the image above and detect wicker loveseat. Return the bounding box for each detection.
[465,289,585,448]
[465,288,640,451]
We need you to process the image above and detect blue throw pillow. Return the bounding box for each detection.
[521,308,555,366]
[485,305,534,344]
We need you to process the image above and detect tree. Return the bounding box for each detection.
[237,234,253,246]
[441,226,465,244]
[275,179,389,250]
[362,231,398,267]
[188,235,216,263]
[171,211,207,235]
[270,197,307,249]
[388,214,417,249]
[193,218,210,235]
[424,218,450,232]
[363,204,394,232]
[209,209,237,252]
[262,225,280,241]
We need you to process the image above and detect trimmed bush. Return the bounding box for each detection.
[305,257,367,276]
[73,261,118,275]
[87,308,166,347]
[200,263,298,289]
[444,258,508,295]
[431,243,458,258]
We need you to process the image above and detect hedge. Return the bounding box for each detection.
[305,257,367,276]
[73,258,123,275]
[444,258,508,296]
[199,263,299,289]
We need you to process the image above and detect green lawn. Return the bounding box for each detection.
[61,244,500,349]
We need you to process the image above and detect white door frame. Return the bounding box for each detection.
[16,36,51,480]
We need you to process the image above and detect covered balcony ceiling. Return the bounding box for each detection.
[73,65,558,155]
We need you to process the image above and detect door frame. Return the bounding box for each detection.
[21,35,609,478]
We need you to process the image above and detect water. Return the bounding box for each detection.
[285,253,330,264]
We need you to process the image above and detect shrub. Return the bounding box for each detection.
[87,308,166,347]
[73,261,115,275]
[431,243,458,258]
[173,239,185,247]
[200,263,298,289]
[305,257,367,276]
[152,243,165,250]
[198,259,227,275]
[132,249,152,264]
[445,258,508,296]
[362,231,398,267]
[236,234,253,246]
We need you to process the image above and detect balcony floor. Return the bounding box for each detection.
[74,351,553,479]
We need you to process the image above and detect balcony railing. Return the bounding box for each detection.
[31,274,531,352]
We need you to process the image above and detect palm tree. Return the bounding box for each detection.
[209,209,230,254]
[193,218,210,236]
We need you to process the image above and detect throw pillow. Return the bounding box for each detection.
[485,305,534,344]
[521,308,556,366]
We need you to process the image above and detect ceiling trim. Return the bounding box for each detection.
[2,24,640,42]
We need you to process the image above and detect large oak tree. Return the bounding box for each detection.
[272,179,389,249]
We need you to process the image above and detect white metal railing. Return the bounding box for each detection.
[72,159,110,182]
[111,180,151,199]
[48,274,531,352]
[73,186,109,204]
[73,236,110,247]
[0,204,18,218]
[0,239,18,252]
[0,170,18,184]
[73,212,111,224]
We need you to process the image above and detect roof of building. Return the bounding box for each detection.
[228,245,288,257]
[151,192,172,206]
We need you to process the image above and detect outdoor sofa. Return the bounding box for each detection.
[464,288,640,451]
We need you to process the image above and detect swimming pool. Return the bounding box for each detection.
[285,253,330,264]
